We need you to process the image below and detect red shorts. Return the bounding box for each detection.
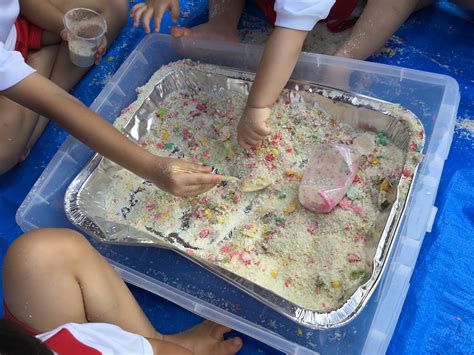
[14,16,43,58]
[3,301,39,335]
[254,0,359,32]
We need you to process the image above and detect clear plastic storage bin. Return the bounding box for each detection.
[16,34,459,354]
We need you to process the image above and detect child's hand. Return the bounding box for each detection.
[149,157,223,197]
[237,106,272,148]
[131,0,180,33]
[60,30,108,65]
[94,36,108,65]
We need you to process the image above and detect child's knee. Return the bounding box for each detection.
[101,0,128,27]
[6,229,91,271]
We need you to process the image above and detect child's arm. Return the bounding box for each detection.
[237,27,307,148]
[131,0,180,33]
[237,0,335,148]
[3,73,222,197]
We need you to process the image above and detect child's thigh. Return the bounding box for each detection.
[0,96,38,173]
[0,45,61,174]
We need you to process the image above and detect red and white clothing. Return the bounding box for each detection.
[0,0,38,91]
[274,0,337,31]
[36,323,154,355]
[4,302,153,354]
[254,0,359,32]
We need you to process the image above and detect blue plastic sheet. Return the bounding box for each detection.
[390,169,474,354]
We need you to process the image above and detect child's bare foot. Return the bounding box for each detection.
[163,320,243,355]
[171,21,240,43]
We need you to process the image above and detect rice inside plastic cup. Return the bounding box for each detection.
[63,8,107,67]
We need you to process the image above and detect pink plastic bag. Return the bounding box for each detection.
[299,144,360,213]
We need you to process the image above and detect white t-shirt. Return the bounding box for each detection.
[274,0,337,31]
[0,0,35,91]
[36,322,154,355]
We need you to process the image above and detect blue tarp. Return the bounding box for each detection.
[0,1,473,353]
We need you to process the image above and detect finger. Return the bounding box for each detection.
[243,133,262,146]
[98,37,107,52]
[245,129,265,142]
[254,124,271,136]
[142,7,154,33]
[95,45,106,56]
[131,3,145,18]
[240,140,253,149]
[94,47,106,65]
[240,130,264,147]
[238,134,252,149]
[216,337,243,354]
[153,5,166,32]
[179,161,213,173]
[181,184,217,196]
[95,51,105,64]
[133,5,147,27]
[247,138,262,148]
[169,0,180,22]
[60,29,68,41]
[180,173,222,186]
[210,323,232,340]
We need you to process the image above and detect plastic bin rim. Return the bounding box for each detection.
[134,34,459,92]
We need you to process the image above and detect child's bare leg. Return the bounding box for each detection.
[0,45,59,174]
[21,0,129,155]
[3,229,160,336]
[334,0,424,60]
[171,0,245,42]
[3,229,242,355]
[20,30,66,158]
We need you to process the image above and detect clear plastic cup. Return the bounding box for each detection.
[63,8,107,68]
[299,144,360,214]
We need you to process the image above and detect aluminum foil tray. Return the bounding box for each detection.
[65,64,424,329]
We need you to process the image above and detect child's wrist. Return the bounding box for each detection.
[246,94,274,110]
[245,103,270,112]
[245,105,272,114]
[138,152,163,181]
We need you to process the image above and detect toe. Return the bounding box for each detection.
[211,323,232,340]
[171,26,191,38]
[217,337,243,354]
